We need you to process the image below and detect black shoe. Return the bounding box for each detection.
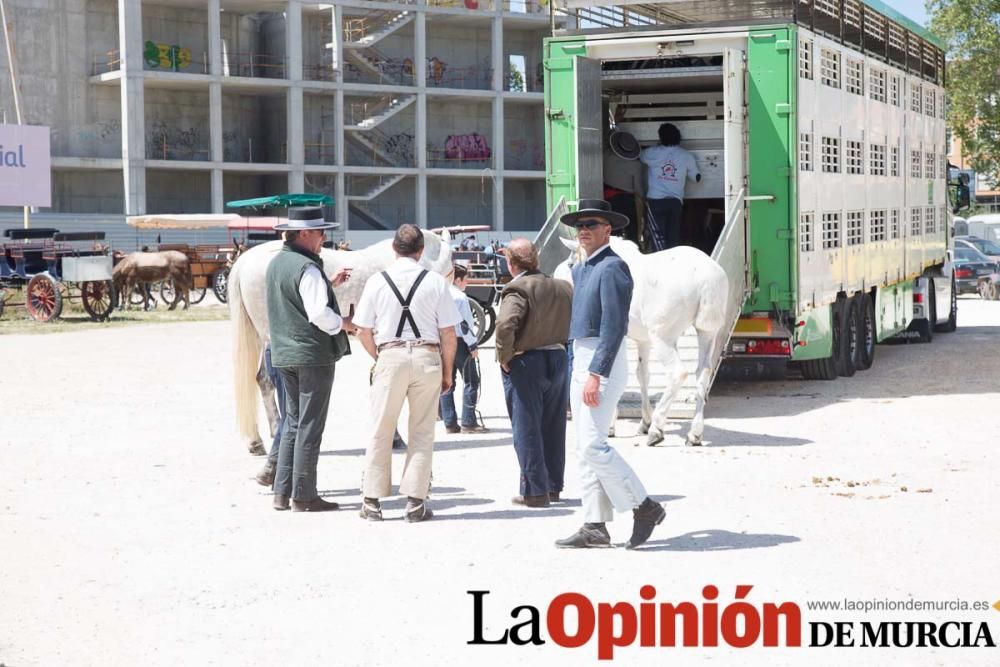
[392,433,407,450]
[461,424,489,434]
[291,497,340,512]
[255,461,276,487]
[548,492,561,503]
[626,498,666,549]
[444,424,461,434]
[512,494,550,508]
[555,524,612,549]
[273,494,290,511]
[405,497,433,523]
[359,497,383,522]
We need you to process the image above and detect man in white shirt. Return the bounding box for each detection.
[440,264,486,434]
[354,224,460,523]
[639,122,701,250]
[265,208,352,512]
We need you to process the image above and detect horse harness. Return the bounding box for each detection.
[377,269,438,352]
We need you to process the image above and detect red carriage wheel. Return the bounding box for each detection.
[26,273,64,322]
[81,280,116,321]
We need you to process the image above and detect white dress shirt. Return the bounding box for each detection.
[298,264,343,335]
[451,285,479,348]
[353,257,461,346]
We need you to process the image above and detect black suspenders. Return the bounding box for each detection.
[381,269,429,338]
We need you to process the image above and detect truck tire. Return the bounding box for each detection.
[838,297,860,377]
[914,279,935,343]
[934,276,957,333]
[800,302,841,381]
[856,293,876,370]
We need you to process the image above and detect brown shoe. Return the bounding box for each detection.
[291,497,340,512]
[255,461,276,487]
[548,492,561,503]
[445,424,461,434]
[461,424,489,434]
[512,494,550,508]
[273,494,290,511]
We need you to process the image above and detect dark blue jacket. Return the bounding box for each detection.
[569,246,633,377]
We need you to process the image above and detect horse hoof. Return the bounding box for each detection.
[646,430,664,447]
[685,436,703,447]
[247,441,267,456]
[638,421,650,436]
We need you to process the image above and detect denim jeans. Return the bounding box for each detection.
[264,345,286,467]
[439,340,479,428]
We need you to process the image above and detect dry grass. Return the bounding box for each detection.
[0,300,228,335]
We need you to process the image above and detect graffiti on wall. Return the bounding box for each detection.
[147,120,206,159]
[444,133,491,161]
[144,41,192,71]
[384,133,415,165]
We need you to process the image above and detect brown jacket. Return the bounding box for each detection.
[495,270,573,366]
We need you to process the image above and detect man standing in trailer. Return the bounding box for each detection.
[640,122,701,250]
[555,200,665,549]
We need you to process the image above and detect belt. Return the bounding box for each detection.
[377,340,440,352]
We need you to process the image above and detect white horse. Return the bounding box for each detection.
[230,231,453,455]
[559,237,729,446]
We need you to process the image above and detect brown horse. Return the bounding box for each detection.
[112,250,193,311]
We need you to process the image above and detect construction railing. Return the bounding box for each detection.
[427,64,493,90]
[148,134,210,161]
[303,62,339,82]
[346,126,417,169]
[221,52,287,79]
[343,9,409,44]
[345,95,404,127]
[501,0,549,14]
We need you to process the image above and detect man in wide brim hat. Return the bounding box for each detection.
[559,198,630,231]
[273,205,340,231]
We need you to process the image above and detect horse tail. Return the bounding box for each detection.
[430,228,453,275]
[229,258,261,444]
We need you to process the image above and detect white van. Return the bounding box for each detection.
[966,214,1000,243]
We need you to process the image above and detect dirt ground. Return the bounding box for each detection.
[2,297,998,666]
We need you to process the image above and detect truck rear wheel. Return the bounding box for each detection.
[856,293,876,371]
[800,302,841,381]
[837,298,859,377]
[914,280,935,343]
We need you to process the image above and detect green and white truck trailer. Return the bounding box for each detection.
[540,0,965,408]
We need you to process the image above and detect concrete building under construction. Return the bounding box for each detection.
[0,0,553,245]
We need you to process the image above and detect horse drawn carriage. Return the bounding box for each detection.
[125,214,242,307]
[0,227,116,321]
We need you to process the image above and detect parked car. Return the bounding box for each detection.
[951,246,997,295]
[955,236,1000,262]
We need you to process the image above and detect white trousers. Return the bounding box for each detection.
[571,338,648,523]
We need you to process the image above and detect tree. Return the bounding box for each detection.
[929,0,1000,185]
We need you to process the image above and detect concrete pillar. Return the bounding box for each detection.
[492,16,504,230]
[211,170,224,213]
[415,11,427,228]
[118,0,146,215]
[208,0,222,76]
[331,4,343,77]
[287,1,304,191]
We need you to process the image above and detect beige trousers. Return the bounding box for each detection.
[363,346,442,499]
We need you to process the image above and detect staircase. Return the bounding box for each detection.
[346,175,405,202]
[345,95,415,131]
[348,202,392,231]
[343,11,413,49]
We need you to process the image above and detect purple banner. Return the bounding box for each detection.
[0,124,51,207]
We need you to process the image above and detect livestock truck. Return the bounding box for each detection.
[539,0,970,409]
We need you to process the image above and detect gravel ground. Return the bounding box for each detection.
[1,297,998,666]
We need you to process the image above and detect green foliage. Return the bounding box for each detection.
[929,0,1000,185]
[507,63,525,92]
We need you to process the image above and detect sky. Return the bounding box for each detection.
[882,0,930,26]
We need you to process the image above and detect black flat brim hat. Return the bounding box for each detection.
[273,205,340,231]
[609,130,640,161]
[560,198,630,231]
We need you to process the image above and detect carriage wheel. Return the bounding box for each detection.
[480,306,497,344]
[26,273,63,322]
[81,280,116,321]
[467,298,487,345]
[130,284,152,307]
[159,280,178,307]
[189,285,207,305]
[212,268,229,304]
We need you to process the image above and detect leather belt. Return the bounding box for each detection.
[377,340,440,352]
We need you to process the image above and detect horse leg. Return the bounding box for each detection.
[687,328,720,447]
[258,362,279,440]
[635,339,652,436]
[646,338,687,446]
